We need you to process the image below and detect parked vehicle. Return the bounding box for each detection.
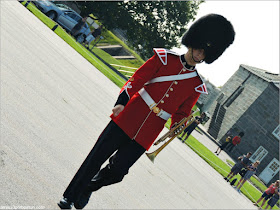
[32,0,90,42]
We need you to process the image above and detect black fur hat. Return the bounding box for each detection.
[182,14,235,64]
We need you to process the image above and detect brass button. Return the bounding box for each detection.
[130,77,134,81]
[174,81,178,85]
[170,88,173,91]
[161,100,164,104]
[166,94,169,97]
[152,106,160,114]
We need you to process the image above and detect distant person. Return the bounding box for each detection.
[264,187,280,209]
[226,132,244,152]
[178,112,205,143]
[214,134,233,155]
[253,180,280,208]
[84,25,103,48]
[224,152,252,182]
[234,160,260,193]
[71,16,88,37]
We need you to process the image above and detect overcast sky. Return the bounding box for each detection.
[172,1,279,87]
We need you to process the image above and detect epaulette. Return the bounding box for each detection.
[195,74,208,94]
[153,48,179,66]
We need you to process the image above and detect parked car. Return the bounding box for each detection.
[32,0,90,42]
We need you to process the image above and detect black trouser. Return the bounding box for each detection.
[226,143,235,152]
[219,141,230,150]
[182,123,196,135]
[63,121,146,203]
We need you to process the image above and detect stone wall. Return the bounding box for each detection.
[197,79,221,113]
[203,64,279,185]
[225,83,279,185]
[204,65,269,140]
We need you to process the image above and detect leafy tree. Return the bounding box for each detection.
[77,1,203,58]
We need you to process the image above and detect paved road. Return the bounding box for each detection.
[1,1,256,209]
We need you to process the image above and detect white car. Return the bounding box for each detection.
[33,0,91,42]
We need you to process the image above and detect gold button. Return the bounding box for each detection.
[166,94,169,97]
[161,100,164,104]
[130,77,134,81]
[174,81,178,85]
[152,106,160,114]
[170,88,173,91]
[183,69,186,72]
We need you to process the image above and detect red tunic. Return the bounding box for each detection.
[111,49,207,150]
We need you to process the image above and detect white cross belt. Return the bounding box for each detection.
[145,71,198,85]
[138,88,171,121]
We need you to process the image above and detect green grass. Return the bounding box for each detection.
[54,29,126,87]
[23,1,144,79]
[185,138,260,197]
[85,15,145,70]
[182,136,279,208]
[23,1,126,88]
[226,159,234,166]
[182,137,279,208]
[164,109,277,207]
[92,47,123,65]
[101,30,145,64]
[186,136,231,176]
[23,1,55,28]
[227,160,267,192]
[115,59,144,69]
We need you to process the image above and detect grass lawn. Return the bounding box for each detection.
[21,1,278,208]
[165,119,278,208]
[23,1,127,88]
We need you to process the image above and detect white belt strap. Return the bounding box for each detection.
[138,88,171,121]
[145,71,198,85]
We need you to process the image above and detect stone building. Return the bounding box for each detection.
[204,64,279,185]
[197,75,221,113]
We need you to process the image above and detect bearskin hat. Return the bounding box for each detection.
[182,14,235,64]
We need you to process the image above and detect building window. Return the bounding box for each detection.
[250,146,268,162]
[269,160,280,172]
[224,86,244,107]
[272,125,280,141]
[259,158,280,184]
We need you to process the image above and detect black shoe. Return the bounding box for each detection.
[214,151,217,153]
[224,177,229,182]
[74,188,92,209]
[57,198,73,209]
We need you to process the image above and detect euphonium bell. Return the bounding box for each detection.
[146,109,199,163]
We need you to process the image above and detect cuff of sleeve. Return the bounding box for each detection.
[114,90,129,106]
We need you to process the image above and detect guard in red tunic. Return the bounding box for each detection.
[58,13,236,209]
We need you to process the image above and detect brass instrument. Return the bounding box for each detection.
[146,109,199,163]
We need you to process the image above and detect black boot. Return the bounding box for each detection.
[74,187,92,209]
[57,198,73,209]
[74,172,104,209]
[224,177,230,182]
[74,178,105,209]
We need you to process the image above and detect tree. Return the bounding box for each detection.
[77,1,203,58]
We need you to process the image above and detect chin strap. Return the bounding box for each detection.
[191,48,204,63]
